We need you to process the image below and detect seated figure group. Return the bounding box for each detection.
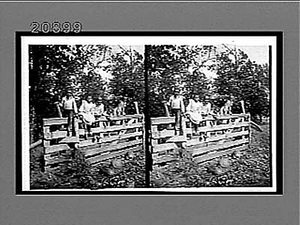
[58,90,129,138]
[167,88,235,135]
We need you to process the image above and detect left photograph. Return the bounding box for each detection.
[20,36,146,191]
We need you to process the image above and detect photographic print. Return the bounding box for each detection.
[16,32,282,194]
[147,42,279,192]
[19,36,146,192]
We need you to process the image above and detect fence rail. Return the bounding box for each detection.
[42,114,144,171]
[41,112,251,171]
[150,113,251,167]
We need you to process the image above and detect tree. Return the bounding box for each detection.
[105,46,145,114]
[29,45,109,142]
[213,45,270,121]
[58,45,111,99]
[147,45,214,117]
[181,69,210,100]
[29,45,72,142]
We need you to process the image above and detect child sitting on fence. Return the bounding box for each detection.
[93,96,110,128]
[79,95,96,139]
[186,95,203,122]
[93,97,105,116]
[114,97,128,117]
[201,96,213,116]
[220,96,234,115]
[186,95,204,135]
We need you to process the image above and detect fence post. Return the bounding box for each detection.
[134,101,140,114]
[55,102,63,118]
[151,125,158,145]
[74,117,79,139]
[43,125,51,147]
[240,100,245,114]
[163,102,170,117]
[181,116,187,137]
[247,114,252,144]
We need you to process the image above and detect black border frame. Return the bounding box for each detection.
[16,31,283,195]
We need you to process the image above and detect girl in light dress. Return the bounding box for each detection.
[79,95,96,138]
[186,95,203,124]
[186,95,218,136]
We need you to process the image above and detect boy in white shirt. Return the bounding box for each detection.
[168,88,185,134]
[60,90,78,136]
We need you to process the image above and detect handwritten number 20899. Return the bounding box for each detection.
[30,22,82,33]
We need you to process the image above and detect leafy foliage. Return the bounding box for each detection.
[213,46,270,121]
[147,45,214,116]
[105,46,145,114]
[29,44,270,142]
[29,45,109,142]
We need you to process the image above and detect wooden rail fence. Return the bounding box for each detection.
[77,114,144,167]
[42,112,250,171]
[42,114,144,171]
[150,113,251,167]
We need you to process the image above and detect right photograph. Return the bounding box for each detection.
[146,35,281,192]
